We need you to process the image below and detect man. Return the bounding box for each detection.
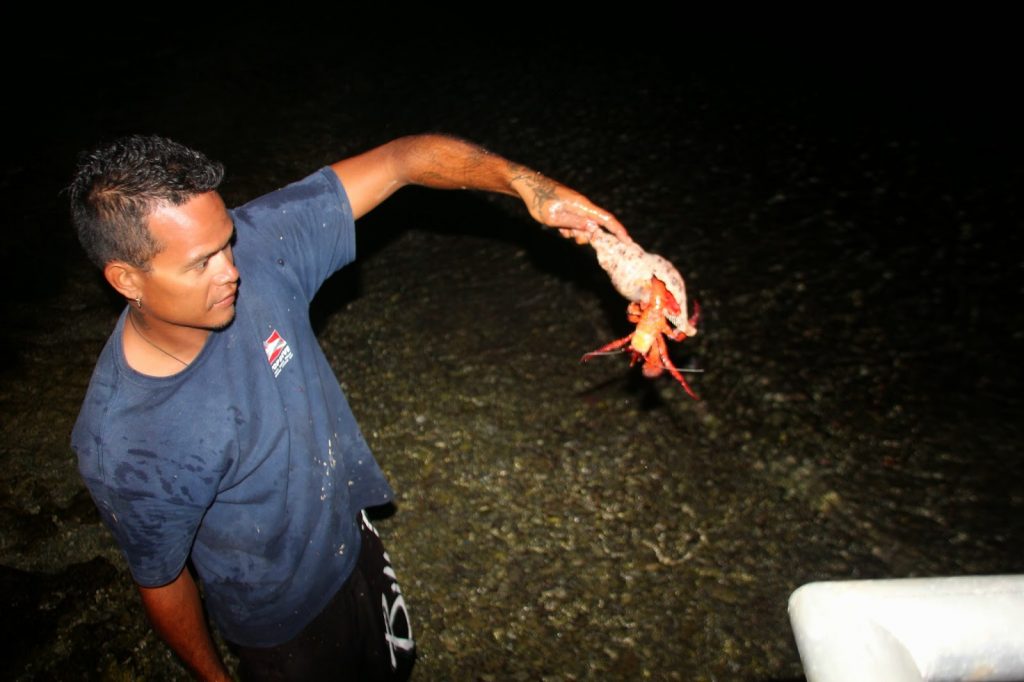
[70,134,629,680]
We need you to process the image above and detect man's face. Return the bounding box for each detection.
[138,191,240,331]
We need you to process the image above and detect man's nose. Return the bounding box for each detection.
[213,252,239,285]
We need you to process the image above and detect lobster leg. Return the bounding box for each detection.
[581,334,635,363]
[654,335,700,400]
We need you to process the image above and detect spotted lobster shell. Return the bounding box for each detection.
[588,230,697,337]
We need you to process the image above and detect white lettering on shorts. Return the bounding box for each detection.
[381,560,414,669]
[362,511,414,668]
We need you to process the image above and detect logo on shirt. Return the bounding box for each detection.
[263,329,293,377]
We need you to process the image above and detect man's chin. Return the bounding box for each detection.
[211,309,237,331]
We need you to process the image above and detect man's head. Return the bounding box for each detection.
[71,136,240,336]
[69,134,225,270]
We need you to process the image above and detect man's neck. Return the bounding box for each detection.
[123,309,209,377]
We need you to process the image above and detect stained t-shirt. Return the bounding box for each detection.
[71,168,394,647]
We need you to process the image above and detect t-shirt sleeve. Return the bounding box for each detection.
[73,369,228,587]
[91,475,216,586]
[81,444,223,587]
[230,167,356,302]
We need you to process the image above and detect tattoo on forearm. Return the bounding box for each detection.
[508,162,559,214]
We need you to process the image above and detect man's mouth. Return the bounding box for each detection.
[214,289,237,308]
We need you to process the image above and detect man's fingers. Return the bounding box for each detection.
[599,214,632,244]
[567,199,632,244]
[557,226,594,244]
[540,188,633,245]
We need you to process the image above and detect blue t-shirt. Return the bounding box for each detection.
[72,168,394,647]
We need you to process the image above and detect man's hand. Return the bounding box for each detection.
[506,165,630,245]
[331,134,631,244]
[137,568,232,682]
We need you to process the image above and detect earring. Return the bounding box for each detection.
[134,296,143,310]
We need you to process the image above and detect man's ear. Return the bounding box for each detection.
[104,261,145,301]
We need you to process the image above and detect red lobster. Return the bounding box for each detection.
[581,275,700,399]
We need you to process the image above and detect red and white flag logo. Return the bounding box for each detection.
[263,329,293,377]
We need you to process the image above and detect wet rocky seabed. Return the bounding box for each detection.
[2,39,1021,680]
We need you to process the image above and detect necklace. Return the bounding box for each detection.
[128,311,190,368]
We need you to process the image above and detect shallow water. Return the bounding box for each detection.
[2,36,1021,680]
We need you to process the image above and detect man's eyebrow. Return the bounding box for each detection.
[184,224,237,269]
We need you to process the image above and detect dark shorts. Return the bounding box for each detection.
[230,512,416,681]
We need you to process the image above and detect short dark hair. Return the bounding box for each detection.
[69,135,225,269]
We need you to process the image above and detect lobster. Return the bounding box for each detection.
[581,230,700,398]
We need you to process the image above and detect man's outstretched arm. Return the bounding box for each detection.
[330,134,630,244]
[137,568,232,682]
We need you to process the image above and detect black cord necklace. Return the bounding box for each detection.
[128,312,190,368]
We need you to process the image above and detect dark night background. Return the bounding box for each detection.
[2,22,1021,680]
